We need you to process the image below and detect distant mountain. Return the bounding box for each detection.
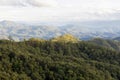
[113,37,120,41]
[1,20,120,41]
[0,20,62,41]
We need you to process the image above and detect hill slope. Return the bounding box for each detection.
[88,38,120,51]
[0,40,119,80]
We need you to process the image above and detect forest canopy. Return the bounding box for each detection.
[0,37,119,80]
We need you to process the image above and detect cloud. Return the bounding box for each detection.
[0,0,58,7]
[27,0,58,7]
[0,0,120,22]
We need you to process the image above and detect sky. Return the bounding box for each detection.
[0,0,120,22]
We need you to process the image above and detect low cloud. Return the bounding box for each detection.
[0,0,58,7]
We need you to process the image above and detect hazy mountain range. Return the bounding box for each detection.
[0,20,120,41]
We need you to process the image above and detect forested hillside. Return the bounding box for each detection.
[88,38,120,51]
[0,39,120,80]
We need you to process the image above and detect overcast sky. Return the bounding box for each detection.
[0,0,120,22]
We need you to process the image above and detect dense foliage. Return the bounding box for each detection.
[0,39,120,80]
[88,38,120,51]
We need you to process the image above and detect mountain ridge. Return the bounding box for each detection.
[1,20,120,41]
